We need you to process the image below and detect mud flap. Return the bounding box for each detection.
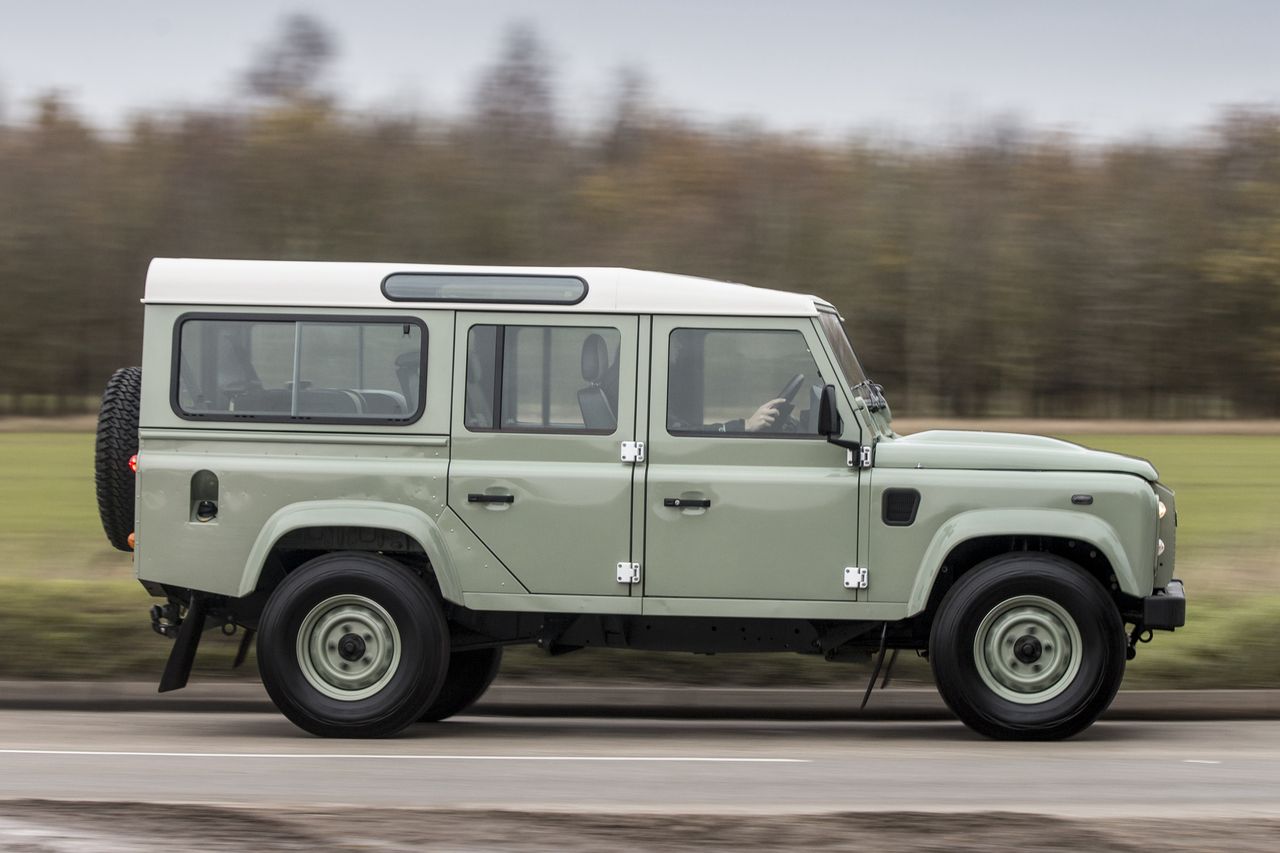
[158,592,209,693]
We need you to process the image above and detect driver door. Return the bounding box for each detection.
[642,316,861,602]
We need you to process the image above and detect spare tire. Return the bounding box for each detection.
[95,366,141,551]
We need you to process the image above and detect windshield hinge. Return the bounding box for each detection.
[848,444,873,469]
[621,441,645,463]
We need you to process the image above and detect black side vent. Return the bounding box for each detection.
[882,488,921,526]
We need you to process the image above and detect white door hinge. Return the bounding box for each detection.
[621,441,645,463]
[617,562,642,584]
[843,566,869,589]
[851,444,872,468]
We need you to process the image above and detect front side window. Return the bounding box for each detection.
[667,328,824,437]
[176,317,425,422]
[465,324,620,433]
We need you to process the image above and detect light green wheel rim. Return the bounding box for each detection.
[973,594,1082,705]
[296,594,401,701]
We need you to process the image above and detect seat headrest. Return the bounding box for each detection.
[581,334,609,383]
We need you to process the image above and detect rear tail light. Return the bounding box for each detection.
[128,454,138,473]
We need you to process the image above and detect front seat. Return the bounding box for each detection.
[577,333,616,431]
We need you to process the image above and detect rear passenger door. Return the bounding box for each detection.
[448,313,639,597]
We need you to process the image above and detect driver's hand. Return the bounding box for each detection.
[745,398,786,432]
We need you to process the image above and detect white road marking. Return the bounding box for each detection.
[0,749,805,763]
[1182,759,1222,765]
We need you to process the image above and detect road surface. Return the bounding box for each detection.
[0,710,1277,850]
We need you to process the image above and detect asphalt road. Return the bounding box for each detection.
[1,709,1277,819]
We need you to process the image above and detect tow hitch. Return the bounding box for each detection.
[150,601,183,638]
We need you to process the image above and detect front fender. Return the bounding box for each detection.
[239,500,463,602]
[905,507,1142,616]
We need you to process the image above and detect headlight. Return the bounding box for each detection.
[1157,538,1166,556]
[1158,500,1167,519]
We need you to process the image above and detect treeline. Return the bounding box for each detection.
[1,22,1278,417]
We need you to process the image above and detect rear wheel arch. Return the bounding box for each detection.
[240,502,464,603]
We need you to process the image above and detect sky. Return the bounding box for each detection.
[0,0,1277,140]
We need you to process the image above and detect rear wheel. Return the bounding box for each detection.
[258,552,449,738]
[929,553,1126,740]
[420,647,504,722]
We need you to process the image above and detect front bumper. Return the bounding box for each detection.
[1141,579,1186,630]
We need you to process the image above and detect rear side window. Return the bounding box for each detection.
[174,316,426,423]
[464,324,620,433]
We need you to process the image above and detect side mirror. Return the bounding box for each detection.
[819,384,865,463]
[817,384,841,438]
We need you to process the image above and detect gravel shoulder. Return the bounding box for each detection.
[1,800,1276,852]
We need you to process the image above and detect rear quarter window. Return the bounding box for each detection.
[173,315,426,424]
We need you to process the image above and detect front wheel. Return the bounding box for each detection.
[258,552,449,738]
[420,647,504,722]
[929,553,1126,740]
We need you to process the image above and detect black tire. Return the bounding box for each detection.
[94,366,141,551]
[929,553,1126,741]
[420,647,504,722]
[257,552,450,738]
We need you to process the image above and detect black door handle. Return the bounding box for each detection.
[664,498,711,508]
[469,493,514,504]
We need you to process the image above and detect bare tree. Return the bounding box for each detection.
[242,13,337,103]
[601,66,654,164]
[470,22,557,146]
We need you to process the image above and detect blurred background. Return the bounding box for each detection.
[0,1,1276,687]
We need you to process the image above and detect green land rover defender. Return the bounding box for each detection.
[94,259,1184,739]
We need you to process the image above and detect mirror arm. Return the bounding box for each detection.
[826,436,862,454]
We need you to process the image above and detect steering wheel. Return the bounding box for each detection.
[769,373,805,431]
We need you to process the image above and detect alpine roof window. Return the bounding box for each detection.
[382,273,587,305]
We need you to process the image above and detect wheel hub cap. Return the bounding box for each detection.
[338,633,367,662]
[1014,635,1042,664]
[973,594,1082,705]
[296,594,401,701]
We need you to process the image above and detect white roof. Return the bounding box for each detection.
[144,258,826,317]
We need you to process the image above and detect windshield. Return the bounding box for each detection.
[817,309,868,390]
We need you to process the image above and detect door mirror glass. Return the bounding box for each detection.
[817,384,841,438]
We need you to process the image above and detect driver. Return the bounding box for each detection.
[708,398,788,433]
[669,396,788,433]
